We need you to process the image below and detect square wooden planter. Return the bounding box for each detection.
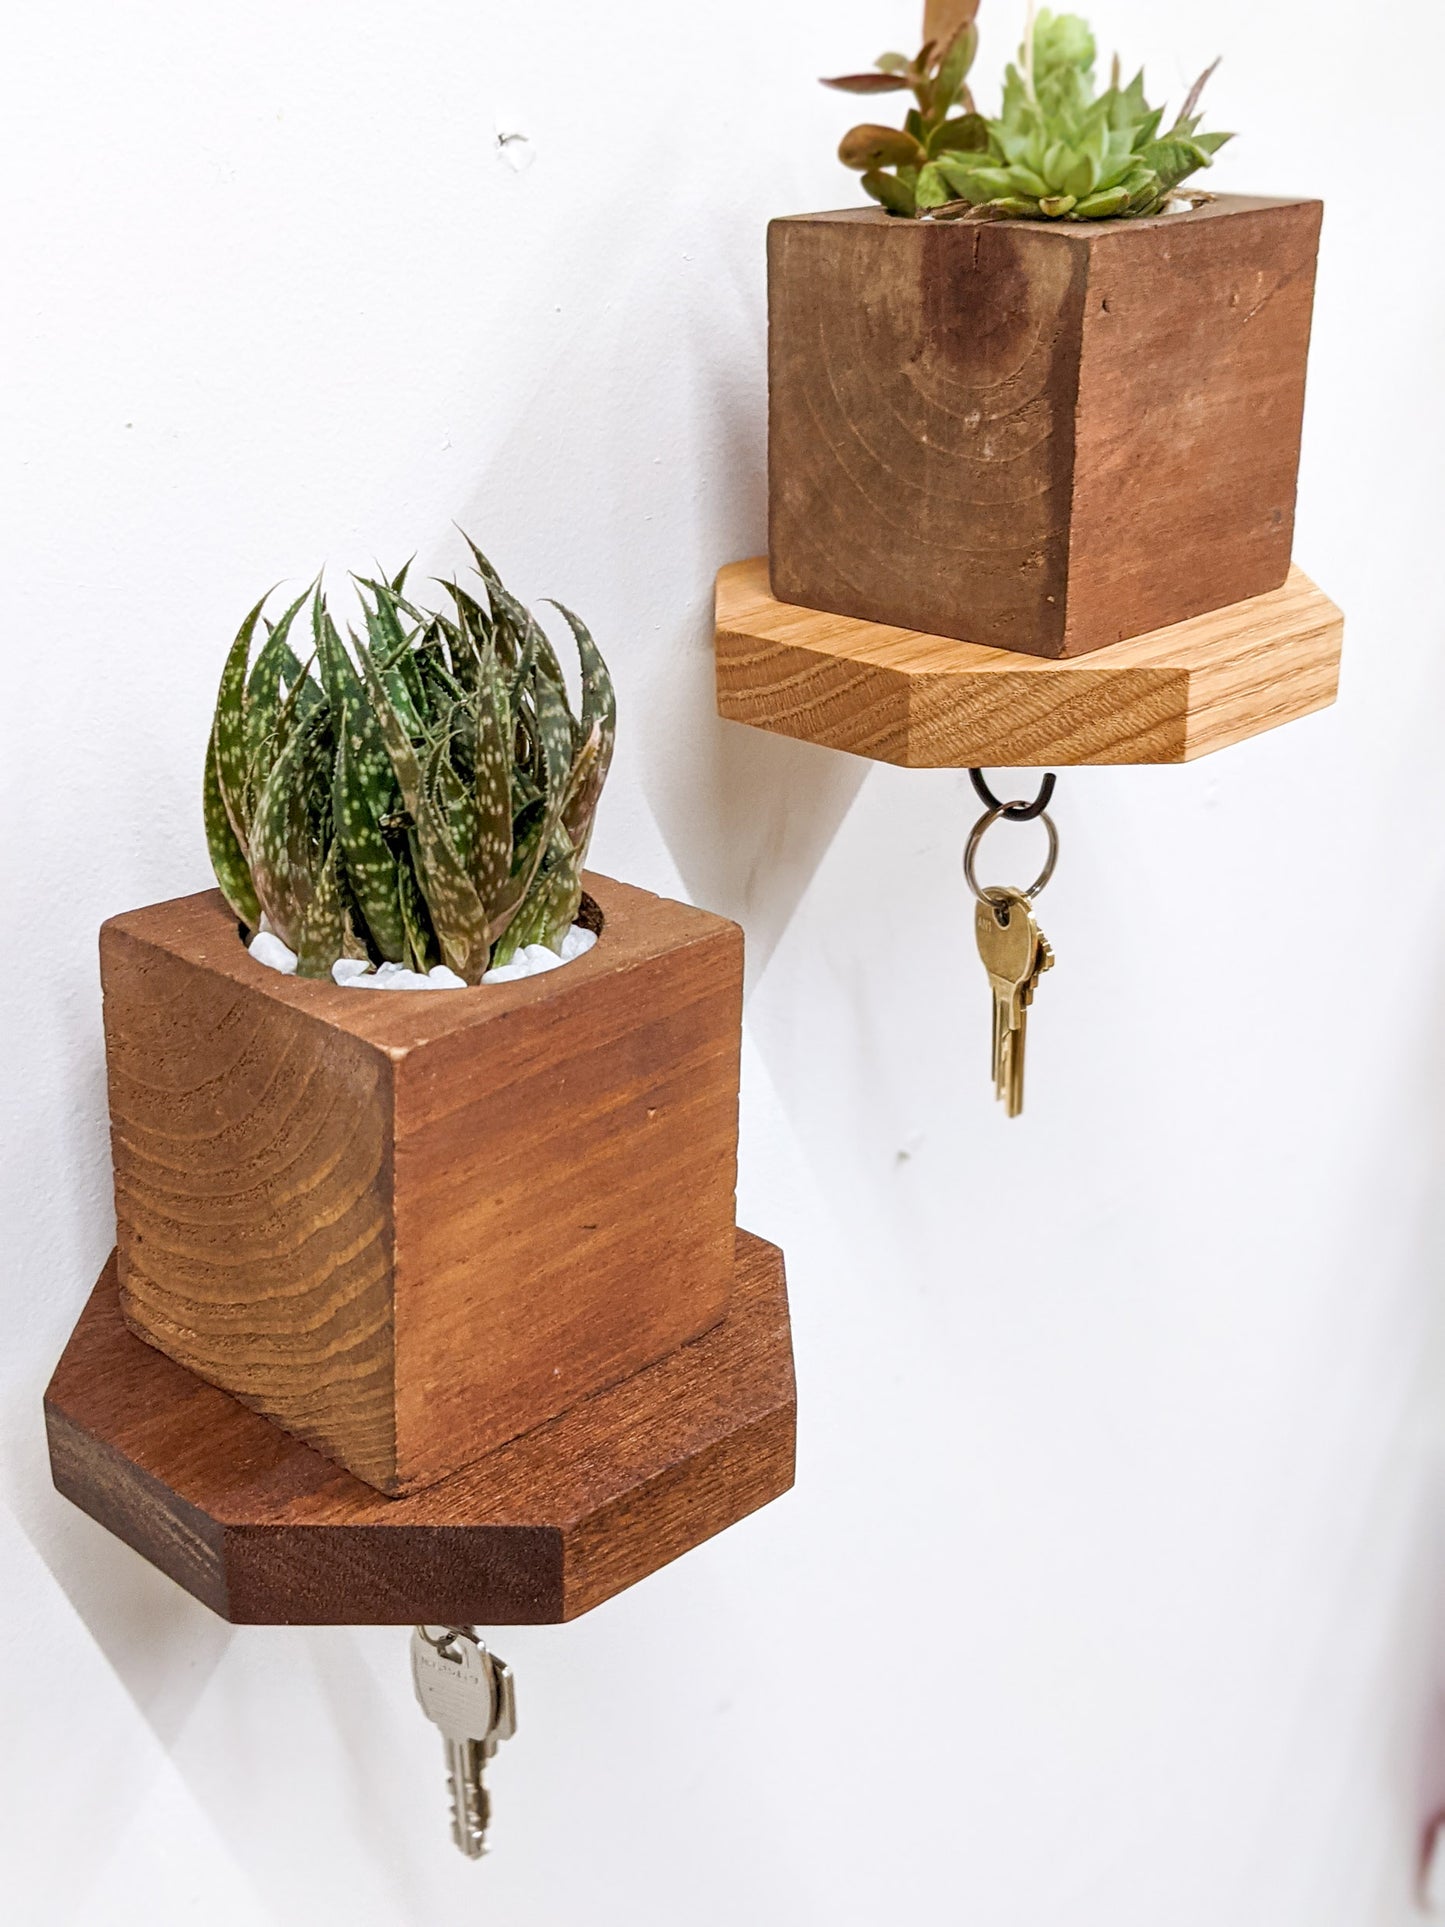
[768,194,1322,658]
[101,874,742,1498]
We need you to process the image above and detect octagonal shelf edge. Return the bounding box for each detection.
[714,559,1344,768]
[45,1231,796,1626]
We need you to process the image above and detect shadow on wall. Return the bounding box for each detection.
[447,232,869,992]
[16,1416,233,1748]
[637,345,868,989]
[645,642,868,992]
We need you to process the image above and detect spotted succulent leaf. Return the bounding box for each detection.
[355,632,490,980]
[205,543,616,983]
[244,586,312,774]
[249,707,334,952]
[491,836,582,964]
[313,604,408,962]
[211,591,270,849]
[204,726,260,926]
[296,839,345,979]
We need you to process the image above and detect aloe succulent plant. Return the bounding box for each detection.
[204,542,616,983]
[827,7,1232,221]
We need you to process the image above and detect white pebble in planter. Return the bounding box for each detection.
[247,922,598,989]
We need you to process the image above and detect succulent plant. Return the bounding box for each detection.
[822,2,989,219]
[204,542,616,983]
[826,7,1232,222]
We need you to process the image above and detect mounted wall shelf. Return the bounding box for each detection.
[45,1232,795,1626]
[714,560,1343,769]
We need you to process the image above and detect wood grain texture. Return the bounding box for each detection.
[767,197,1322,658]
[103,875,743,1497]
[715,557,1343,767]
[45,1233,795,1625]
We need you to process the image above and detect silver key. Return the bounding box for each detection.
[411,1625,517,1859]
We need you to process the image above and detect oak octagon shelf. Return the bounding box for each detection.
[714,559,1344,768]
[45,1232,795,1627]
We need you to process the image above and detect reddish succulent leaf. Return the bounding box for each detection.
[839,123,927,171]
[820,71,911,93]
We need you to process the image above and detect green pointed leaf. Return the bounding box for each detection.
[916,162,955,208]
[976,196,1043,218]
[317,608,408,963]
[544,601,616,857]
[425,724,480,877]
[932,23,978,116]
[204,726,260,926]
[491,837,581,966]
[358,582,426,730]
[296,839,345,978]
[861,168,917,216]
[212,592,271,848]
[1139,135,1214,192]
[470,639,515,911]
[356,633,488,979]
[249,709,333,952]
[937,157,1014,198]
[1073,185,1132,217]
[396,858,436,975]
[244,585,312,774]
[484,721,593,953]
[928,113,990,157]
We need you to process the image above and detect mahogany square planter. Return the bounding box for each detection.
[101,874,742,1498]
[768,194,1322,658]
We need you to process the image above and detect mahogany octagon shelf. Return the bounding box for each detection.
[713,559,1343,768]
[45,1232,795,1626]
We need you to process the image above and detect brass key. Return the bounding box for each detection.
[974,889,1053,1117]
[964,790,1060,1118]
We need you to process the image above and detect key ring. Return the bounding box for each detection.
[415,1624,476,1663]
[964,805,1059,906]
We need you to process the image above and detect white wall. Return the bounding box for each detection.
[4,0,1445,1920]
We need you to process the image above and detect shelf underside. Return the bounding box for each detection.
[714,560,1343,768]
[45,1231,795,1626]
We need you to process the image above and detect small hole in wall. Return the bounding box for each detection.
[496,126,535,173]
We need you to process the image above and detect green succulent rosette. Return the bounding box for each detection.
[827,8,1233,223]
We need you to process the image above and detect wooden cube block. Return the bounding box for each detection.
[768,196,1322,658]
[101,875,742,1497]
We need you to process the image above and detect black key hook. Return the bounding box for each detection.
[968,768,1057,823]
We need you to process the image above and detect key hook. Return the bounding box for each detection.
[968,768,1057,823]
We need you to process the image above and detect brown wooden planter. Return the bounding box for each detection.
[101,874,742,1498]
[768,194,1322,659]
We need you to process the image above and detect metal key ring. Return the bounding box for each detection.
[964,806,1059,906]
[416,1624,475,1663]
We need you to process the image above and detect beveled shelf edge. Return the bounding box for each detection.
[44,1231,796,1626]
[714,559,1343,768]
